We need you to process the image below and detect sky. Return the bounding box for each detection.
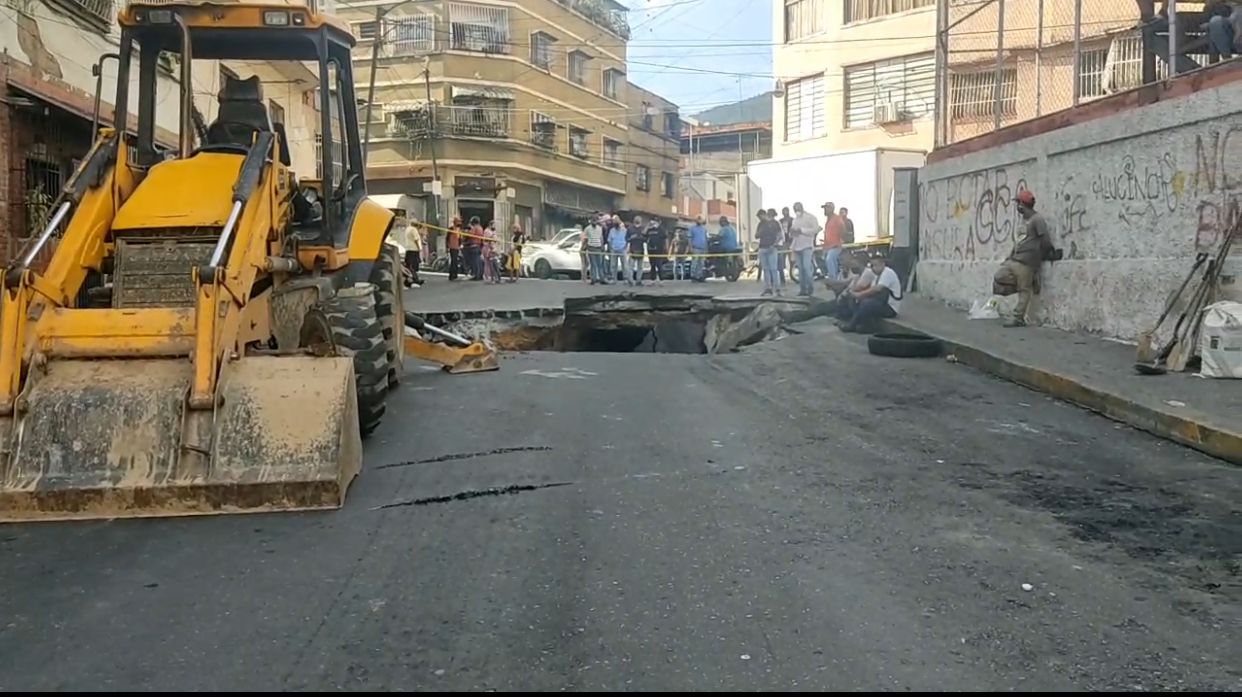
[622,0,774,117]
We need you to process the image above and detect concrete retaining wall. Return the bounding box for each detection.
[917,69,1242,341]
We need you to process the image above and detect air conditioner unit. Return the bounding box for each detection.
[872,101,902,125]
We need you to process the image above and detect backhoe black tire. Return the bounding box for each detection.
[302,286,389,438]
[370,244,404,389]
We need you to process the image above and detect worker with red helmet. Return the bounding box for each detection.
[993,189,1054,328]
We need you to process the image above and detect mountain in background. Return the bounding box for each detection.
[691,92,773,126]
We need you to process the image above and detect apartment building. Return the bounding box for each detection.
[621,82,680,227]
[0,0,327,264]
[0,0,218,262]
[941,0,1201,145]
[748,0,936,241]
[344,0,632,240]
[773,0,936,158]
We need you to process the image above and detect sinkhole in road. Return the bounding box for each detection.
[555,314,710,354]
[459,294,812,355]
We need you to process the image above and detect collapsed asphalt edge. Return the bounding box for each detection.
[878,319,1242,467]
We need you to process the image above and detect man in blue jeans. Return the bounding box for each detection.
[688,215,708,282]
[755,209,783,296]
[789,202,820,296]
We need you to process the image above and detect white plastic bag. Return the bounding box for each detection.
[969,297,1001,320]
[1199,301,1242,379]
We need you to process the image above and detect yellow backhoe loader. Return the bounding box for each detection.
[0,1,406,521]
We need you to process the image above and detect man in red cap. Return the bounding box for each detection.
[992,189,1053,327]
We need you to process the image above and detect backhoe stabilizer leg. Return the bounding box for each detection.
[402,328,499,375]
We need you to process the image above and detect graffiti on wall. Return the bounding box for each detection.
[921,119,1242,264]
[1193,125,1242,249]
[919,164,1030,264]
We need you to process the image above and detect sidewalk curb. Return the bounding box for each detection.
[878,319,1242,466]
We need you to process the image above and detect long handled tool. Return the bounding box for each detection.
[1136,252,1208,364]
[1138,220,1239,374]
[1169,221,1239,371]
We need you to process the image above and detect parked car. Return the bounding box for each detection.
[522,231,583,279]
[522,228,581,256]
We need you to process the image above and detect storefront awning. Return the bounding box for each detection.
[450,85,515,101]
[384,99,429,113]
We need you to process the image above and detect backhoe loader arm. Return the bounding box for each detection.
[0,131,133,412]
[189,131,285,410]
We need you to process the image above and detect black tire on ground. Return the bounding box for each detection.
[867,332,943,359]
[300,285,389,437]
[370,244,403,389]
[535,259,553,279]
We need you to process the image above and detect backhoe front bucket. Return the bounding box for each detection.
[0,355,361,522]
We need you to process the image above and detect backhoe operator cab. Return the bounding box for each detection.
[0,2,405,523]
[121,2,371,255]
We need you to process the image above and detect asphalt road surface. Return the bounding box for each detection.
[1,319,1239,691]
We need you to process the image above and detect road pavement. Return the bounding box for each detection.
[0,319,1238,691]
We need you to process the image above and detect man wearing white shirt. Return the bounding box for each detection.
[789,202,820,297]
[840,253,902,332]
[583,215,608,285]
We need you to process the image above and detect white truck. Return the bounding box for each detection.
[744,147,928,244]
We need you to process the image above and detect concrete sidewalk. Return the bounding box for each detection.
[883,297,1242,465]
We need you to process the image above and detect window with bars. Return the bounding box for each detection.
[844,0,935,23]
[269,100,286,125]
[354,20,379,41]
[386,15,435,55]
[450,2,510,54]
[1099,31,1184,94]
[531,113,558,150]
[784,73,825,142]
[603,139,622,168]
[843,53,935,128]
[661,172,675,198]
[449,98,512,138]
[1078,45,1109,100]
[531,32,556,70]
[635,165,651,192]
[569,127,591,158]
[63,0,113,30]
[784,0,825,42]
[569,51,591,86]
[949,68,1018,119]
[603,69,623,100]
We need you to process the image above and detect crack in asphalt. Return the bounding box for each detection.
[376,446,554,469]
[373,482,575,509]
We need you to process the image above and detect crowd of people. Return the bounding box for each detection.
[577,212,741,286]
[386,200,907,333]
[757,200,902,333]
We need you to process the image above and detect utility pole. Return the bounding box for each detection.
[423,63,441,231]
[362,5,383,167]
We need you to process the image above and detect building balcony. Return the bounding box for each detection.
[390,103,513,140]
[552,0,630,40]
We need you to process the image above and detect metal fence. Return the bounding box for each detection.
[934,0,1219,147]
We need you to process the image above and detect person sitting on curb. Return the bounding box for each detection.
[825,252,871,320]
[839,253,902,333]
[992,189,1055,328]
